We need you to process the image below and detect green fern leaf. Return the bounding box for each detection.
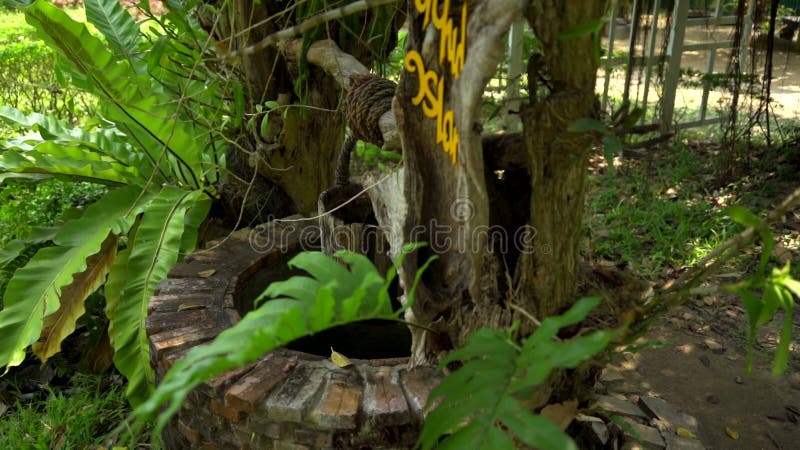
[84,0,140,56]
[421,297,619,450]
[0,106,154,181]
[107,187,207,406]
[0,185,142,371]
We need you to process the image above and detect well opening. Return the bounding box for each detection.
[233,242,412,360]
[147,223,438,449]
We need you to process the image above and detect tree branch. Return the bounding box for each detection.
[223,0,399,61]
[657,185,800,307]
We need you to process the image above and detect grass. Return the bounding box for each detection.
[0,375,131,449]
[585,139,739,277]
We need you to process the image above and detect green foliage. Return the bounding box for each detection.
[0,0,228,406]
[0,376,135,448]
[419,297,620,450]
[355,140,402,172]
[0,9,94,125]
[137,245,435,434]
[726,206,799,375]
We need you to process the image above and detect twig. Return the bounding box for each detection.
[223,0,398,61]
[656,185,800,308]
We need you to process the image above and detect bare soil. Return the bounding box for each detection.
[597,141,800,449]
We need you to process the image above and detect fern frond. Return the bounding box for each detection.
[420,297,620,450]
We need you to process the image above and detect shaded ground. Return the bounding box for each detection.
[589,135,800,449]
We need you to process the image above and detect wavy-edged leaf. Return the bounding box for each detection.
[84,0,140,56]
[32,233,118,362]
[0,185,142,371]
[178,192,211,259]
[0,106,153,180]
[24,0,208,185]
[0,145,139,185]
[108,187,204,405]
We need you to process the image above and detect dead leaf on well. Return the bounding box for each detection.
[676,427,697,439]
[330,348,352,368]
[197,269,217,278]
[541,399,578,430]
[725,426,740,440]
[178,302,206,311]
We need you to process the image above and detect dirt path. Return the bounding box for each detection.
[607,292,800,449]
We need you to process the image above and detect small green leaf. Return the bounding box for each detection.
[264,100,280,110]
[726,205,761,228]
[260,113,271,138]
[602,134,623,165]
[559,18,604,40]
[567,118,607,133]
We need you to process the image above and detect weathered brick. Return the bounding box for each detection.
[150,322,226,355]
[265,365,326,423]
[311,373,362,429]
[362,367,411,427]
[293,428,334,447]
[198,362,258,398]
[146,308,212,335]
[152,277,228,298]
[225,354,295,413]
[399,366,441,419]
[178,419,202,446]
[211,398,241,422]
[156,345,192,373]
[246,416,283,439]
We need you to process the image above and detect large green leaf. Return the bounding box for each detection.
[84,0,141,56]
[0,185,142,371]
[32,233,118,362]
[0,106,154,180]
[0,145,139,185]
[107,187,207,405]
[24,0,208,186]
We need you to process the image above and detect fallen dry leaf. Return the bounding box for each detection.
[197,269,217,278]
[676,427,697,439]
[330,348,352,368]
[178,302,206,311]
[541,399,579,431]
[725,426,740,440]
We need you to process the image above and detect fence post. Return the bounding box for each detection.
[661,0,689,132]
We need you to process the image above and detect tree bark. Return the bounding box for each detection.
[222,1,402,216]
[516,0,606,320]
[394,0,523,363]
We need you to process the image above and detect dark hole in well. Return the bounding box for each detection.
[234,250,411,360]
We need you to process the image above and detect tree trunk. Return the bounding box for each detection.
[394,0,525,362]
[393,0,605,367]
[219,0,402,216]
[516,0,606,320]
